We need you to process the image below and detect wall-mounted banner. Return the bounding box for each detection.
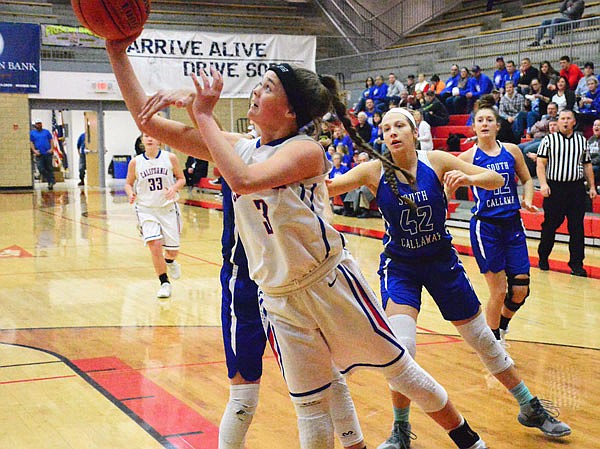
[127,29,316,99]
[41,24,104,48]
[0,23,40,94]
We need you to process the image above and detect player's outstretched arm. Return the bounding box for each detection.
[105,37,241,162]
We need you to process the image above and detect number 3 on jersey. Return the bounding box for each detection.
[254,199,274,235]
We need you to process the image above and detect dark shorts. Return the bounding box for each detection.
[379,249,480,322]
[221,261,265,381]
[469,215,530,276]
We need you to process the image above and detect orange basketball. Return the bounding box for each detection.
[71,0,150,40]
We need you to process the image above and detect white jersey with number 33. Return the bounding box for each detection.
[134,150,178,208]
[232,135,345,294]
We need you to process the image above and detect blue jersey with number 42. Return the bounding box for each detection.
[377,151,453,259]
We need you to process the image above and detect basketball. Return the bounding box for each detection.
[71,0,150,40]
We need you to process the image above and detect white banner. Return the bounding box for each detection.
[127,29,316,99]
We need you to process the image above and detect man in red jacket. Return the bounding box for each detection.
[559,55,584,90]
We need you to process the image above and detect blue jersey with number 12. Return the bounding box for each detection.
[470,144,520,219]
[377,151,452,259]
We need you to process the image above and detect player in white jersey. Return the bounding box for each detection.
[125,133,185,299]
[107,34,489,449]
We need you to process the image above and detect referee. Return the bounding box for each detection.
[536,109,597,277]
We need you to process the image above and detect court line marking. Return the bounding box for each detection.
[0,341,179,449]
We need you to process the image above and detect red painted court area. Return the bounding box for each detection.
[72,357,219,449]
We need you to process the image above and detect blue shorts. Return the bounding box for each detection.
[221,261,265,381]
[470,215,530,276]
[379,249,480,322]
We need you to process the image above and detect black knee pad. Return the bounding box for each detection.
[504,275,530,312]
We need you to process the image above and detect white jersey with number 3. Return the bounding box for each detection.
[232,135,345,294]
[134,150,178,208]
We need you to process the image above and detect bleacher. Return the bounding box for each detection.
[0,0,58,23]
[321,0,599,102]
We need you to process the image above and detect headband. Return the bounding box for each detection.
[268,63,312,129]
[385,107,417,129]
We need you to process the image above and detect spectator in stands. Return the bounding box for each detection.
[387,73,404,104]
[539,60,559,90]
[525,78,552,130]
[439,64,460,101]
[559,55,584,91]
[421,90,450,127]
[520,103,559,175]
[517,58,539,94]
[329,153,349,181]
[529,0,585,46]
[355,111,373,143]
[341,152,377,218]
[551,75,576,112]
[588,119,600,187]
[575,62,597,98]
[428,74,445,95]
[493,56,508,91]
[499,81,527,141]
[364,98,377,123]
[355,76,374,112]
[468,65,494,109]
[578,76,600,124]
[333,126,354,159]
[326,144,336,161]
[398,90,410,108]
[491,89,502,108]
[414,110,433,151]
[370,112,384,152]
[371,75,389,112]
[502,60,520,93]
[335,143,353,167]
[405,74,416,95]
[415,73,428,93]
[413,90,426,110]
[445,66,472,114]
[318,121,333,148]
[536,109,596,277]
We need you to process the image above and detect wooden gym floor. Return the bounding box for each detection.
[0,184,599,449]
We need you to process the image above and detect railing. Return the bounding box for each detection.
[316,16,600,100]
[361,0,463,39]
[314,0,462,50]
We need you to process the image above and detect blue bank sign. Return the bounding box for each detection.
[0,23,40,94]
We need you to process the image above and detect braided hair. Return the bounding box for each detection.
[318,75,417,209]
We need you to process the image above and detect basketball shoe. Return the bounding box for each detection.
[167,260,181,280]
[518,397,571,437]
[377,422,415,449]
[157,282,172,298]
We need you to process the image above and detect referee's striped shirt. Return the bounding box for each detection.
[537,131,591,181]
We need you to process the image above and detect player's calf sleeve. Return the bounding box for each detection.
[291,389,335,449]
[387,354,448,413]
[218,383,260,449]
[388,314,417,358]
[330,370,364,447]
[455,313,513,375]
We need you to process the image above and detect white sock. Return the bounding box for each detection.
[218,383,260,449]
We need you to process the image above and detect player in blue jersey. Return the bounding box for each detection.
[456,103,538,349]
[328,108,571,449]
